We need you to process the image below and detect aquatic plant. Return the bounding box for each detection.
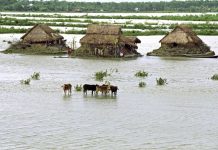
[74,84,82,91]
[95,70,110,81]
[20,78,31,85]
[156,78,167,85]
[135,71,148,78]
[139,82,146,87]
[211,74,218,80]
[31,72,40,80]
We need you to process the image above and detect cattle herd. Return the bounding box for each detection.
[62,83,118,96]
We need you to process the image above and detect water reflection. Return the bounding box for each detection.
[83,94,117,101]
[62,94,72,101]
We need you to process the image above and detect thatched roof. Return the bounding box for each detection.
[86,24,121,35]
[80,24,140,47]
[80,35,119,45]
[120,36,141,44]
[21,24,63,42]
[160,25,203,45]
[80,24,122,45]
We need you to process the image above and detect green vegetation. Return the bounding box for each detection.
[211,74,218,80]
[156,78,167,86]
[95,70,110,81]
[1,0,218,12]
[139,82,146,88]
[20,78,31,85]
[3,16,218,35]
[0,27,26,33]
[3,42,67,55]
[74,84,82,91]
[31,72,40,80]
[135,71,148,78]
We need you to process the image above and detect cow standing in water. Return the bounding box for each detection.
[83,84,97,95]
[62,84,72,95]
[110,85,118,96]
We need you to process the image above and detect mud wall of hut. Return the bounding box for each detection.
[80,43,121,57]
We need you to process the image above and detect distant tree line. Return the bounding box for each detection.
[0,0,218,12]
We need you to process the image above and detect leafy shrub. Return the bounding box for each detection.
[74,84,82,91]
[156,78,167,85]
[135,71,148,77]
[31,72,40,80]
[95,70,110,81]
[20,78,31,85]
[139,82,146,87]
[211,74,218,80]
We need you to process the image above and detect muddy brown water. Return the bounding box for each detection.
[1,34,218,149]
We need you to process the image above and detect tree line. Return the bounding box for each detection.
[1,0,218,12]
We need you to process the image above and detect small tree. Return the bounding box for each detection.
[74,84,82,91]
[135,70,148,77]
[31,72,40,80]
[20,78,31,85]
[211,74,218,80]
[139,82,146,87]
[156,78,167,85]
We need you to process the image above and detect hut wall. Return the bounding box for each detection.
[80,43,120,57]
[23,26,52,43]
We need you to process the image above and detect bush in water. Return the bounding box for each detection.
[156,77,167,85]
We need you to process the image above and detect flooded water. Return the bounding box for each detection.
[1,34,218,149]
[1,12,218,17]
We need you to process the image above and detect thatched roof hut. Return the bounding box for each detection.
[21,24,63,44]
[77,24,141,57]
[160,25,203,46]
[147,25,215,57]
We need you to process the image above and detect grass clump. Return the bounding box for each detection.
[31,72,40,80]
[156,78,167,86]
[74,84,82,91]
[139,82,146,87]
[95,70,110,81]
[20,78,31,85]
[211,74,218,80]
[135,71,148,78]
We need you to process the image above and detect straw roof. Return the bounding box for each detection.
[80,24,140,46]
[21,24,63,42]
[80,34,119,45]
[160,25,203,45]
[86,24,121,35]
[80,24,122,45]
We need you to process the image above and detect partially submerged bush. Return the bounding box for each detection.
[95,70,110,81]
[31,72,40,80]
[20,78,31,85]
[211,74,218,80]
[139,82,146,87]
[135,70,148,77]
[156,78,167,85]
[74,84,82,91]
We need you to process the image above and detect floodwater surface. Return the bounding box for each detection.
[0,34,218,149]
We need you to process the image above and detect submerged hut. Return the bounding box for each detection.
[147,25,215,57]
[21,24,64,45]
[4,24,68,54]
[75,24,141,57]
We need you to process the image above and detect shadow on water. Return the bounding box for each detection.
[158,56,199,61]
[62,94,72,101]
[83,94,117,101]
[73,56,140,61]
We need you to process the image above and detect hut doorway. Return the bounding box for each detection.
[172,42,178,47]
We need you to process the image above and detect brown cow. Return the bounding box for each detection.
[62,84,72,95]
[96,84,110,95]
